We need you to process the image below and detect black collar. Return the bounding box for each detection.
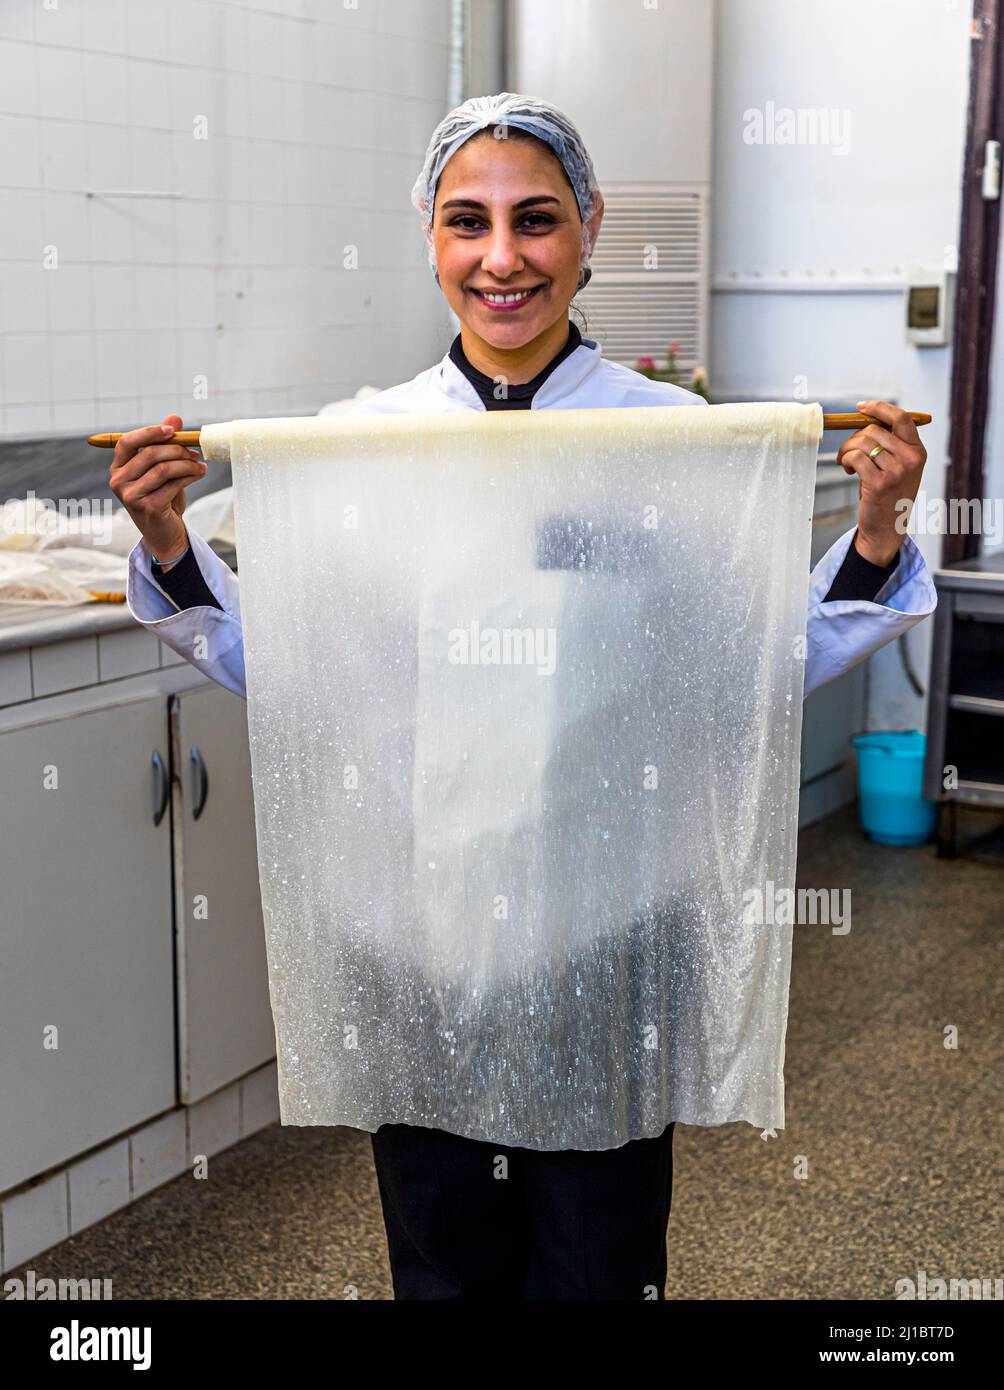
[449,322,583,409]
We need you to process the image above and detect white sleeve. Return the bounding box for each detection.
[125,525,247,701]
[803,526,937,698]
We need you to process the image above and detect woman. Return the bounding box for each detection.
[115,94,936,1300]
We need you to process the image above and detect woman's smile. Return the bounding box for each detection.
[468,283,547,310]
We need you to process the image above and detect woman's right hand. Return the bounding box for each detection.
[109,413,207,564]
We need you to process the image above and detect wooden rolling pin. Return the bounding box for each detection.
[87,410,933,456]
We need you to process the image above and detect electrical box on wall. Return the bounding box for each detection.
[905,268,955,346]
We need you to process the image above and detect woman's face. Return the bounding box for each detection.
[431,132,603,351]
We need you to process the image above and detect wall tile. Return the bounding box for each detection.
[42,189,91,265]
[84,394,139,429]
[30,634,99,696]
[378,0,451,42]
[67,1139,130,1236]
[221,4,250,74]
[245,75,283,143]
[4,333,51,406]
[174,138,214,209]
[175,266,216,330]
[188,1083,240,1165]
[125,1,171,62]
[86,196,136,264]
[127,196,178,266]
[49,332,95,403]
[90,265,135,333]
[167,0,217,71]
[140,390,196,424]
[169,66,218,142]
[133,266,181,333]
[98,626,162,680]
[80,0,129,58]
[4,403,53,434]
[217,72,250,142]
[83,52,130,126]
[0,188,44,262]
[0,649,33,706]
[34,0,83,50]
[36,44,85,123]
[129,1108,188,1199]
[173,202,216,266]
[41,118,88,192]
[248,144,287,207]
[280,16,313,82]
[135,329,180,395]
[176,330,216,392]
[1,1172,68,1274]
[240,1062,279,1136]
[1,114,42,189]
[246,10,285,79]
[0,37,38,117]
[53,397,107,431]
[159,641,187,669]
[86,123,132,191]
[128,59,173,133]
[47,262,93,334]
[0,1,35,44]
[0,264,47,335]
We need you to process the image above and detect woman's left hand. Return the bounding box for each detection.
[836,400,928,567]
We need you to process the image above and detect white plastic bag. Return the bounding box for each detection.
[181,486,236,549]
[0,495,134,601]
[0,552,95,605]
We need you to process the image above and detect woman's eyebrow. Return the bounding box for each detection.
[439,195,562,212]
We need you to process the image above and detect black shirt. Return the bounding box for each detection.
[152,327,899,610]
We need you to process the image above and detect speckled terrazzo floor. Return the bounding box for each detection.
[8,804,1002,1300]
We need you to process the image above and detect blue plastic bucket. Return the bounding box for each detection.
[852,730,937,846]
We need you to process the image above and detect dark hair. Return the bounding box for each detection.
[458,125,592,335]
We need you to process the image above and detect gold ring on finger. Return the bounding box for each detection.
[868,444,885,460]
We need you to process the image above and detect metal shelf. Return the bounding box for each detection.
[948,694,1004,717]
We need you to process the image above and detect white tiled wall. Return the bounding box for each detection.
[0,0,504,438]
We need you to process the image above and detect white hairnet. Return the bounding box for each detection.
[410,92,603,290]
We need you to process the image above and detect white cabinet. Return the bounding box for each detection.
[0,694,176,1192]
[0,668,275,1197]
[170,685,275,1102]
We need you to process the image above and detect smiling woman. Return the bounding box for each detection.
[411,93,605,383]
[432,137,594,379]
[118,89,938,1305]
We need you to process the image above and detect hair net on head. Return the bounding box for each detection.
[410,92,603,291]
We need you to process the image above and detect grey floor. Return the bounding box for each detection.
[10,803,1002,1300]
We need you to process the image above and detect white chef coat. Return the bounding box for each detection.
[125,335,937,700]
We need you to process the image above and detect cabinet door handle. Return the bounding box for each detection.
[151,750,169,826]
[190,746,209,820]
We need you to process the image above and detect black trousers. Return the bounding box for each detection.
[369,1120,676,1300]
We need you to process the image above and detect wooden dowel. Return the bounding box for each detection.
[823,412,932,430]
[86,411,933,450]
[88,430,203,447]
